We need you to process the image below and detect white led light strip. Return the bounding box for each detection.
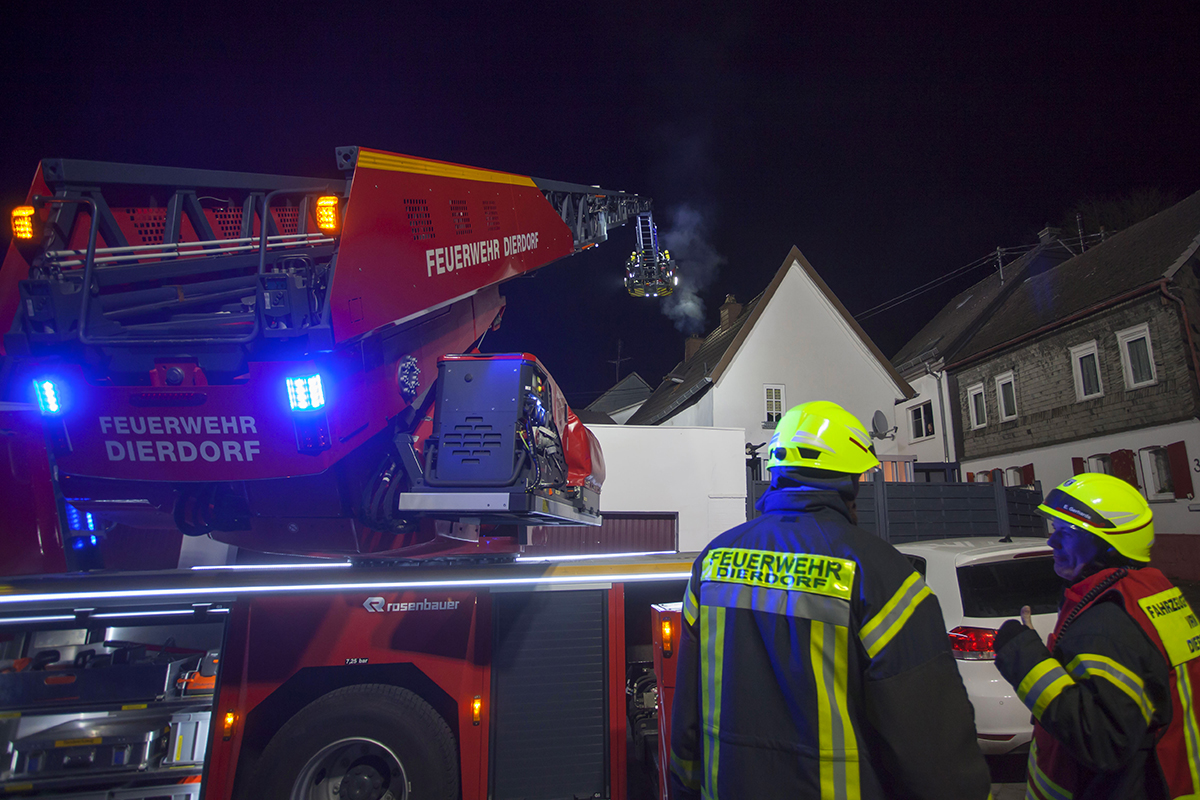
[0,571,693,609]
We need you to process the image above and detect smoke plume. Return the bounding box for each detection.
[660,205,724,334]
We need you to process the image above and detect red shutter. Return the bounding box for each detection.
[1071,457,1086,475]
[1167,441,1195,500]
[966,472,975,483]
[1022,463,1036,485]
[1110,449,1140,489]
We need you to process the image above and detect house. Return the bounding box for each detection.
[890,233,1077,476]
[939,190,1200,576]
[627,246,916,474]
[583,371,652,424]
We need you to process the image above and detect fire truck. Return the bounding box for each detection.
[0,149,699,799]
[0,146,675,556]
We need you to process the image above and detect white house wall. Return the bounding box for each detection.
[711,260,908,455]
[590,424,746,552]
[660,391,714,427]
[961,418,1200,535]
[895,371,958,462]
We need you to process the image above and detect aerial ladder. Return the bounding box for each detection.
[624,211,675,297]
[0,147,657,559]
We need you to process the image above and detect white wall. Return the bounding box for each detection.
[962,418,1200,535]
[590,424,746,553]
[894,370,958,463]
[711,261,909,456]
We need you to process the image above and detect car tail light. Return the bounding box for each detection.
[948,626,997,660]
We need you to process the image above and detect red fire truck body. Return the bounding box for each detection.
[0,557,691,799]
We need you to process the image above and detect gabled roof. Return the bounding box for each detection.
[952,189,1200,365]
[584,371,653,415]
[629,246,914,426]
[891,241,1074,376]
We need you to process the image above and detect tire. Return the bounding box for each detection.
[243,683,458,800]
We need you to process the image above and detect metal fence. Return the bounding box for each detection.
[747,470,1046,544]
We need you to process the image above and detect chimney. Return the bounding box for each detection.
[1038,226,1062,244]
[684,335,704,361]
[719,294,742,330]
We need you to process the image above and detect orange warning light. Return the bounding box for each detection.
[661,619,674,657]
[316,196,339,232]
[223,709,237,740]
[472,695,482,725]
[11,206,35,240]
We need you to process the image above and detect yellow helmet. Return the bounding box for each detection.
[1038,473,1154,562]
[766,401,880,475]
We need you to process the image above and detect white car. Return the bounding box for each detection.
[895,537,1060,755]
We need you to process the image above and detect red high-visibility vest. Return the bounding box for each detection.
[1032,567,1200,799]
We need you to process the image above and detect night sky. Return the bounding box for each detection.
[2,4,1198,407]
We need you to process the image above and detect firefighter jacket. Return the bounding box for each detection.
[668,484,991,800]
[995,566,1200,799]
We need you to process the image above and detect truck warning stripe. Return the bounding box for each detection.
[355,149,537,187]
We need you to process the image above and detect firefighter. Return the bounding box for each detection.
[669,401,990,800]
[994,473,1200,799]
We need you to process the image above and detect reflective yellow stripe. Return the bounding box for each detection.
[700,604,725,800]
[812,620,860,800]
[683,579,699,627]
[812,621,835,800]
[670,749,702,790]
[859,572,931,659]
[1066,653,1154,724]
[354,148,537,186]
[1027,739,1073,800]
[1178,665,1200,794]
[1017,658,1076,720]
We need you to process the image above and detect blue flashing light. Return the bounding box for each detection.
[71,537,86,550]
[286,374,326,411]
[34,378,64,415]
[86,514,96,532]
[90,534,98,546]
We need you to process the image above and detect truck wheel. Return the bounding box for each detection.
[247,684,458,800]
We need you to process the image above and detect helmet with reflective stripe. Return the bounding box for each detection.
[766,401,880,475]
[1038,473,1154,562]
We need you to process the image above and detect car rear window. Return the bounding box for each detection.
[957,556,1062,617]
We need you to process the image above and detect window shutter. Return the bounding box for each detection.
[1022,463,1036,485]
[966,472,975,483]
[1110,449,1140,489]
[1072,457,1086,475]
[1167,441,1195,500]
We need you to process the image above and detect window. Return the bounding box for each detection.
[764,384,785,426]
[904,555,927,579]
[909,401,935,442]
[967,383,986,429]
[1139,446,1175,501]
[1086,454,1113,474]
[995,371,1017,421]
[1069,341,1104,401]
[958,557,1063,617]
[1116,323,1157,389]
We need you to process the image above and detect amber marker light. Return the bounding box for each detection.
[11,206,35,240]
[661,619,674,657]
[315,196,339,232]
[223,709,237,740]
[472,695,482,725]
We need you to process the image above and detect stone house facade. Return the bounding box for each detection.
[938,189,1200,576]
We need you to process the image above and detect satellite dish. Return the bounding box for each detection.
[870,410,896,440]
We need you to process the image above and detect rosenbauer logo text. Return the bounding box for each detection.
[425,232,538,278]
[98,415,261,463]
[363,596,461,613]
